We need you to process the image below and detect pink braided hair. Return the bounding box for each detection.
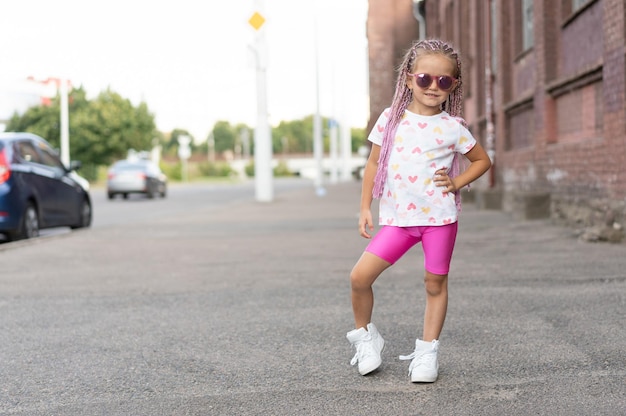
[372,39,466,209]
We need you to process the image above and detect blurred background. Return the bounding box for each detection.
[1,0,624,241]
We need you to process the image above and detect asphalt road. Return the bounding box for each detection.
[1,178,625,415]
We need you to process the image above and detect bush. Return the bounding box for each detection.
[161,161,182,181]
[244,160,294,177]
[273,160,294,177]
[76,163,99,182]
[197,161,234,177]
[245,161,255,177]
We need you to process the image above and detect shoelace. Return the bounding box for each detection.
[399,349,435,375]
[350,339,375,366]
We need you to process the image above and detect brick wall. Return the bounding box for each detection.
[560,2,604,76]
[366,0,625,240]
[366,0,419,134]
[415,0,626,241]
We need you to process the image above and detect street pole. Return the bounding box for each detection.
[240,128,250,160]
[59,78,70,167]
[340,118,352,181]
[249,4,273,202]
[313,13,325,196]
[207,131,215,163]
[329,119,338,184]
[485,0,496,187]
[177,135,191,182]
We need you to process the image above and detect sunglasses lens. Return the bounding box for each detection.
[414,74,455,90]
[415,74,433,89]
[438,76,454,90]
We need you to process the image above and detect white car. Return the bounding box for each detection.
[106,159,167,200]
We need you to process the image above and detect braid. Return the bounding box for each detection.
[373,39,465,199]
[419,39,467,210]
[372,54,414,197]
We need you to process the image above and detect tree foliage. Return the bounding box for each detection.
[212,121,237,154]
[6,85,366,177]
[205,116,366,157]
[6,86,157,168]
[272,116,366,154]
[162,128,196,156]
[273,117,315,154]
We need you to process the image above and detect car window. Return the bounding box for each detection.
[15,141,42,164]
[115,162,144,171]
[37,141,66,171]
[146,163,158,174]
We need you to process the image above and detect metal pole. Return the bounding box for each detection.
[413,0,426,40]
[340,118,352,181]
[177,135,191,182]
[59,78,70,167]
[313,13,325,196]
[329,119,338,184]
[252,1,273,202]
[207,131,215,162]
[485,0,496,187]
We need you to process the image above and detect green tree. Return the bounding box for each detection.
[212,121,237,154]
[73,89,156,164]
[162,128,195,157]
[273,117,314,154]
[6,87,158,174]
[351,126,366,152]
[6,86,90,147]
[256,116,366,155]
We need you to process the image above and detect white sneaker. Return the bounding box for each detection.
[399,339,439,382]
[346,323,385,375]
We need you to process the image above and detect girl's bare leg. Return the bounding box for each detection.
[422,271,448,341]
[350,252,391,329]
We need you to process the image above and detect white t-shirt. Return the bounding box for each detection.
[368,109,477,226]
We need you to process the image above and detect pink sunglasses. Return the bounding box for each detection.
[408,73,457,91]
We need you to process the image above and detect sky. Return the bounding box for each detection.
[0,0,369,142]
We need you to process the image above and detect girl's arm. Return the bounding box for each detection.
[435,142,492,192]
[359,144,381,239]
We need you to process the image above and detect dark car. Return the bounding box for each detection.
[0,132,92,242]
[106,159,167,200]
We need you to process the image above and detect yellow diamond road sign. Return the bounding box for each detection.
[249,12,265,30]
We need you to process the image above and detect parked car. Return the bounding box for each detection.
[107,159,167,200]
[0,132,92,242]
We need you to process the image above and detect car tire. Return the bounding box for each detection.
[107,192,114,200]
[71,198,92,229]
[11,202,39,241]
[147,184,155,199]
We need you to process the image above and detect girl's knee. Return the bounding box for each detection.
[350,267,371,291]
[350,253,389,291]
[424,272,448,296]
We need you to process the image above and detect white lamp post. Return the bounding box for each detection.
[249,5,273,202]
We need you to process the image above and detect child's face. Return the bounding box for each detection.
[406,54,458,115]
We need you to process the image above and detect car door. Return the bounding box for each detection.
[11,139,58,226]
[34,140,82,226]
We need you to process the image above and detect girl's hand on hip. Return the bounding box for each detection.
[434,168,457,193]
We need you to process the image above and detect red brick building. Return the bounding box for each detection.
[367,0,626,241]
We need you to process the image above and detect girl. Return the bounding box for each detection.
[346,39,491,382]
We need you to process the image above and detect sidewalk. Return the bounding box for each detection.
[1,179,624,415]
[195,180,626,415]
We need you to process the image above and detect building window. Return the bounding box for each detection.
[562,0,597,21]
[572,0,590,12]
[522,0,534,51]
[506,100,534,150]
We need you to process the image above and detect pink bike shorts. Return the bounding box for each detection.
[365,223,458,275]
